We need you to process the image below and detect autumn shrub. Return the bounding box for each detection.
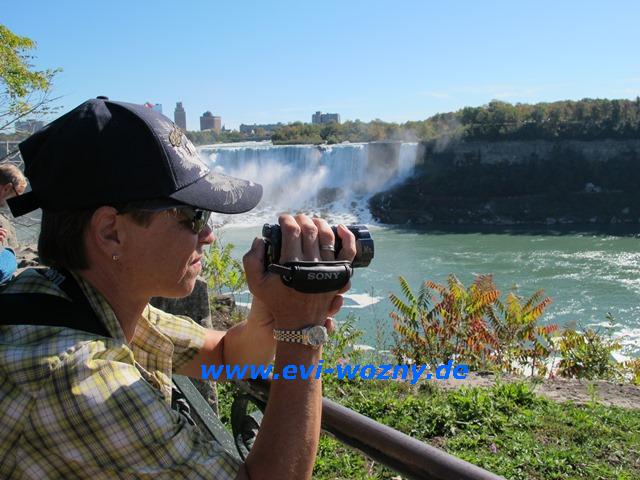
[390,274,555,374]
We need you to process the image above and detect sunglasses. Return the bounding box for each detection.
[173,206,212,234]
[116,201,213,234]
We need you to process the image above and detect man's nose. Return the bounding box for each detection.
[199,225,215,245]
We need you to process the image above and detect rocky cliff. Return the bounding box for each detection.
[369,138,640,226]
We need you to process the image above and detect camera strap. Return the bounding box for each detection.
[268,260,353,293]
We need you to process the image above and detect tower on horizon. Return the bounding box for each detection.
[174,102,187,130]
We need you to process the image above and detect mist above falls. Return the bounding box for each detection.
[198,141,420,226]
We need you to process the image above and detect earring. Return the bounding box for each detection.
[112,254,119,261]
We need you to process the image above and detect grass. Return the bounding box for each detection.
[218,379,640,479]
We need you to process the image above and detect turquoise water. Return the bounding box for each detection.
[218,224,640,358]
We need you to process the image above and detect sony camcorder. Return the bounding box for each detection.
[262,224,374,293]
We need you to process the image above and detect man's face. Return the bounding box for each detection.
[119,208,214,299]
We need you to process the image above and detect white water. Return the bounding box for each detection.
[198,141,420,226]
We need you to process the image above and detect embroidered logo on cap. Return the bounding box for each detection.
[169,126,183,147]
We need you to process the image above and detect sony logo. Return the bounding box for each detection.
[307,272,340,280]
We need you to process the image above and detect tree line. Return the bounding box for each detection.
[270,98,640,145]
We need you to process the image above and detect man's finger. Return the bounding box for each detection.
[336,224,357,263]
[327,294,344,316]
[279,214,303,263]
[314,217,336,261]
[325,317,336,334]
[296,214,320,261]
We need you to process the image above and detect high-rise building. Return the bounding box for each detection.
[174,102,187,130]
[311,111,341,125]
[200,111,214,131]
[212,116,221,134]
[200,111,222,133]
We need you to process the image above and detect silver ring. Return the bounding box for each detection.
[320,244,335,252]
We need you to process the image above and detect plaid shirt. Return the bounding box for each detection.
[0,268,240,479]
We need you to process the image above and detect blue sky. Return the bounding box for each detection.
[5,0,640,130]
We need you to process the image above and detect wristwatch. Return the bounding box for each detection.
[273,325,328,348]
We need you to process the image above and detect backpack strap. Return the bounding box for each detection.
[0,268,109,337]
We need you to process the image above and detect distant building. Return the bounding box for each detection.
[174,102,187,130]
[200,111,222,133]
[311,111,340,125]
[143,102,162,114]
[200,111,214,131]
[239,123,283,134]
[15,119,44,133]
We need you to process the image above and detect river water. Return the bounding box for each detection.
[218,224,640,358]
[198,142,640,358]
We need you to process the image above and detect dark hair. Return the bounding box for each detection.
[38,206,157,270]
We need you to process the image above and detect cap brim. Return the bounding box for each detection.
[169,171,263,214]
[6,191,40,217]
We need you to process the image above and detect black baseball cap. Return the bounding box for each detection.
[8,96,263,217]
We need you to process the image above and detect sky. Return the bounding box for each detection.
[5,0,640,130]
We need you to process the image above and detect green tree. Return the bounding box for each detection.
[0,24,60,132]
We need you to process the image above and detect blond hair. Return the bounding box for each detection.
[0,164,27,194]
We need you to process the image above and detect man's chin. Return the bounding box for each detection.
[159,278,198,299]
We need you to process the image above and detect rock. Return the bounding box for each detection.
[14,245,39,268]
[211,294,236,316]
[151,276,212,327]
[316,187,344,205]
[584,182,602,193]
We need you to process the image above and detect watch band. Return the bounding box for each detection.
[273,328,307,344]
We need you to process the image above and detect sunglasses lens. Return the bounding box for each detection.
[192,210,212,233]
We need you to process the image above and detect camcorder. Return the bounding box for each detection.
[262,224,374,293]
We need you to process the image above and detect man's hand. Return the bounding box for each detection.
[0,227,7,244]
[243,214,356,330]
[240,215,356,480]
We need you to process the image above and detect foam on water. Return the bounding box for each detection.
[198,141,420,226]
[342,293,384,309]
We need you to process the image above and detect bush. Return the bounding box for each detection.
[390,274,555,374]
[556,316,622,380]
[201,239,246,297]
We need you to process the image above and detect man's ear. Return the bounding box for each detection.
[88,206,123,258]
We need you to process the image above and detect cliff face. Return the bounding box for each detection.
[428,139,640,165]
[369,139,640,225]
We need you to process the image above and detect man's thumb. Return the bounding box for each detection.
[243,237,267,281]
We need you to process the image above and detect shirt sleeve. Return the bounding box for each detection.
[147,306,209,373]
[26,341,241,479]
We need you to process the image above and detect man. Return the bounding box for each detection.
[0,97,355,479]
[0,163,27,282]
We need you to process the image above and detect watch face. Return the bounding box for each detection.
[308,326,328,346]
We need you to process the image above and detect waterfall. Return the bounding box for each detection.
[198,141,419,225]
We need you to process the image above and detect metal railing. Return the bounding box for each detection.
[232,379,505,480]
